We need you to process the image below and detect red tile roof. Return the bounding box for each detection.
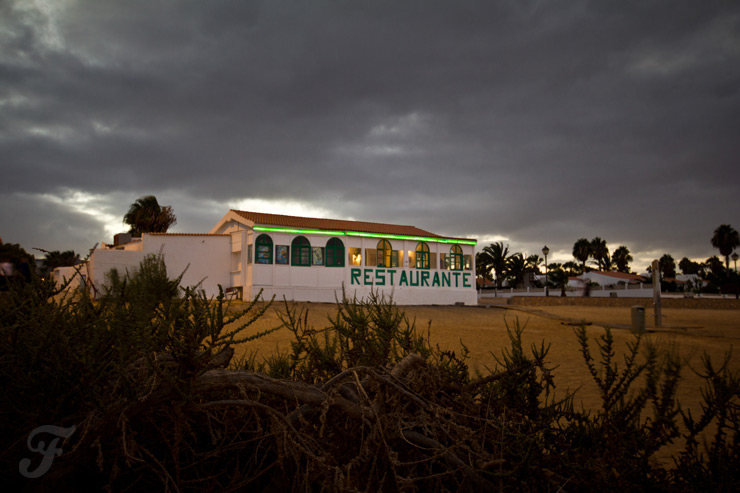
[231,210,475,242]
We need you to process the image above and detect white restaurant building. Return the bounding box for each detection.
[85,210,478,305]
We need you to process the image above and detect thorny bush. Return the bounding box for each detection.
[1,259,738,491]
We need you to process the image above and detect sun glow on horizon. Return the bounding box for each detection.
[35,188,127,239]
[228,198,350,221]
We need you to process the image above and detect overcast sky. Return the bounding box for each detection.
[1,0,739,271]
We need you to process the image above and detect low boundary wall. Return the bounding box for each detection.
[479,285,653,299]
[498,296,740,310]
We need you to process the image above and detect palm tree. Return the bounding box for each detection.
[659,254,677,279]
[475,251,493,286]
[562,261,580,276]
[612,246,633,273]
[481,242,511,289]
[711,224,740,273]
[679,257,703,276]
[548,268,569,296]
[590,237,609,271]
[526,254,543,274]
[705,256,724,277]
[123,195,177,237]
[572,238,591,273]
[506,253,527,288]
[601,253,617,272]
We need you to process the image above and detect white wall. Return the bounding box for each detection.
[51,265,87,292]
[247,233,477,305]
[141,234,231,298]
[479,284,654,299]
[88,249,145,297]
[88,235,231,299]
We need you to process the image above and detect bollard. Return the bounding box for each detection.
[631,306,645,334]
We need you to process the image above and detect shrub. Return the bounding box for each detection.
[0,254,277,490]
[672,351,740,490]
[2,266,739,491]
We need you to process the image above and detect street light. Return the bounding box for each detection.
[732,252,739,273]
[542,245,550,296]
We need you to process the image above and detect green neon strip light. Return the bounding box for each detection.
[346,232,476,245]
[254,226,345,236]
[253,226,477,245]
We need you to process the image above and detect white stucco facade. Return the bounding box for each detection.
[86,234,230,298]
[87,248,146,296]
[83,210,477,305]
[142,234,232,294]
[210,211,478,305]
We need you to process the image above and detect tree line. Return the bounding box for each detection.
[476,224,740,294]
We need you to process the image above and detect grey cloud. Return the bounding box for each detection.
[1,0,739,267]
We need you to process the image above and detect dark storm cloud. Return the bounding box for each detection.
[1,0,739,267]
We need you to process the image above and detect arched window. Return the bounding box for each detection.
[450,245,463,271]
[255,234,273,264]
[291,236,311,266]
[377,239,398,268]
[415,242,430,269]
[326,237,345,267]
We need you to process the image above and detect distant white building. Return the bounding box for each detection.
[675,274,707,287]
[576,270,647,287]
[82,210,478,305]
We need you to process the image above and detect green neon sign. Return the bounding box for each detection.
[252,226,476,245]
[345,231,476,245]
[350,268,473,288]
[253,226,344,236]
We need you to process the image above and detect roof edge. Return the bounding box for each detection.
[229,210,477,244]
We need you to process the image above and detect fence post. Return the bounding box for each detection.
[652,259,662,327]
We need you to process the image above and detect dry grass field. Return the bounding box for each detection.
[229,297,739,463]
[232,298,739,415]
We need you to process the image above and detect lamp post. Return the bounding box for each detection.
[542,245,550,296]
[732,252,739,273]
